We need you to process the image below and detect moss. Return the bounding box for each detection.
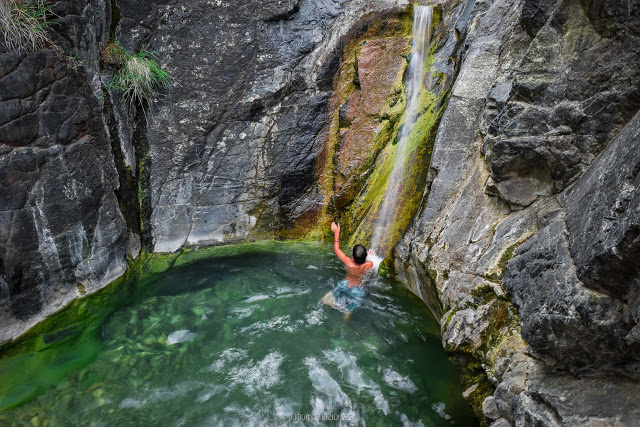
[449,352,495,426]
[345,67,449,254]
[309,10,413,240]
[443,309,457,328]
[470,284,498,304]
[100,40,127,66]
[442,286,523,424]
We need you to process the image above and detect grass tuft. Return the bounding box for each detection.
[100,40,126,66]
[105,42,170,108]
[0,0,54,53]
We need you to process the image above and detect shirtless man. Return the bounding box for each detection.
[321,222,375,314]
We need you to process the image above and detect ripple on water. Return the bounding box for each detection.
[119,381,203,409]
[203,348,249,372]
[305,306,326,326]
[304,357,358,423]
[324,349,389,415]
[239,315,299,335]
[228,351,284,393]
[166,330,197,345]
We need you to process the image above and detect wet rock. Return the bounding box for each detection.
[332,36,410,209]
[395,0,640,424]
[0,0,128,344]
[113,0,410,252]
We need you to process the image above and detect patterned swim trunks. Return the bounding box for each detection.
[332,279,366,312]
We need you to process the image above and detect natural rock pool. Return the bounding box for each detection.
[0,242,477,426]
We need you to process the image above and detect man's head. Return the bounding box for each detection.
[353,244,367,264]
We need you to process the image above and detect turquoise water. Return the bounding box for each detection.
[0,242,477,426]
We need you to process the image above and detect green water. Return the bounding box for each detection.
[0,242,477,426]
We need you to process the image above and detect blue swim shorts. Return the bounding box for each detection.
[332,280,366,312]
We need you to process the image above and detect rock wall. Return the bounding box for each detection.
[0,0,413,345]
[113,0,411,252]
[0,1,128,344]
[395,0,640,425]
[2,0,640,425]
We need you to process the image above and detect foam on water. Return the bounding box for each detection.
[167,329,197,345]
[383,368,419,393]
[228,351,284,393]
[366,254,384,272]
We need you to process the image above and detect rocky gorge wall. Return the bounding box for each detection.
[0,0,412,344]
[395,0,640,425]
[0,0,127,345]
[2,0,640,425]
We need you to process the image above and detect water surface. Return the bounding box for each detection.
[0,242,477,426]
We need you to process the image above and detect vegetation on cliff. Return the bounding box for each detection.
[102,41,170,107]
[0,0,53,53]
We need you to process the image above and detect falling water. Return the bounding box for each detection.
[370,5,433,256]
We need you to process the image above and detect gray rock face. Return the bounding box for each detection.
[506,110,640,375]
[114,0,408,252]
[564,112,640,306]
[0,0,410,344]
[0,1,129,343]
[482,0,640,208]
[396,0,640,424]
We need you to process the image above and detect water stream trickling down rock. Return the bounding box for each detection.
[371,5,433,257]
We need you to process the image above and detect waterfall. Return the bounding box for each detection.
[370,5,433,256]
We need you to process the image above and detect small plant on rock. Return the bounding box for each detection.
[100,40,127,66]
[0,0,54,53]
[104,41,170,108]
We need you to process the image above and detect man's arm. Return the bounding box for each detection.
[331,222,350,264]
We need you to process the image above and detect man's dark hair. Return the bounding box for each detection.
[353,244,367,264]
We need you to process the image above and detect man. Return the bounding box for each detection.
[321,222,376,315]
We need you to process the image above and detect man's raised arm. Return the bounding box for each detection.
[331,222,350,264]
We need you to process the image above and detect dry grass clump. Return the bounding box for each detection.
[104,42,170,108]
[0,0,53,53]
